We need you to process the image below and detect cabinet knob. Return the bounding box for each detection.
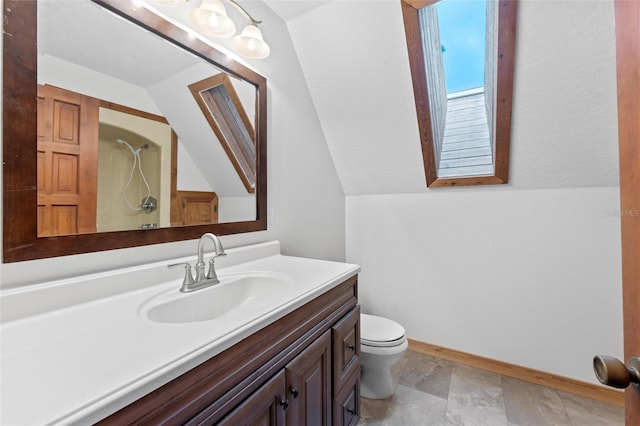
[290,387,299,399]
[280,399,289,410]
[347,344,356,351]
[347,408,357,416]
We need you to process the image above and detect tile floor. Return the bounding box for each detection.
[359,350,625,426]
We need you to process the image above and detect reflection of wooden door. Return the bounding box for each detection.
[37,85,98,236]
[614,1,639,424]
[176,191,218,226]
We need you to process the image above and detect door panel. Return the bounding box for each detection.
[285,330,332,426]
[614,0,640,423]
[37,85,98,236]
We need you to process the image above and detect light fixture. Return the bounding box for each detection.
[191,0,236,38]
[232,23,270,59]
[189,0,271,59]
[153,0,188,6]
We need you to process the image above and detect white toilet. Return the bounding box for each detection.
[360,313,408,399]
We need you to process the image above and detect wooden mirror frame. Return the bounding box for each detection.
[2,0,267,263]
[401,0,517,188]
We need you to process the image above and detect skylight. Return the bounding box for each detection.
[436,0,487,94]
[402,0,517,187]
[189,74,256,193]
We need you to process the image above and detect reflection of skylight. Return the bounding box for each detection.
[189,74,256,193]
[436,0,487,93]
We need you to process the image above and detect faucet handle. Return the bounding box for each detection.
[205,254,225,281]
[168,262,196,287]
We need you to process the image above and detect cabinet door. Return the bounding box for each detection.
[217,370,287,426]
[285,330,332,426]
[333,369,360,426]
[332,306,360,393]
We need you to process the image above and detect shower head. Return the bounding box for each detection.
[116,138,136,155]
[134,144,149,155]
[117,139,149,155]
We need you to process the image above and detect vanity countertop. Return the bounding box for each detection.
[0,241,359,425]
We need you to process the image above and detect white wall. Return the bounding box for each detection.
[1,1,345,289]
[300,0,623,386]
[319,0,623,385]
[347,188,623,384]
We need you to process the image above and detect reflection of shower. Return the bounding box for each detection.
[116,139,157,213]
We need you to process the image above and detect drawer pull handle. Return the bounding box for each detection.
[280,399,289,410]
[347,408,357,415]
[290,387,299,399]
[347,344,356,351]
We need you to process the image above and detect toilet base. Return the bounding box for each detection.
[359,340,408,399]
[361,364,396,399]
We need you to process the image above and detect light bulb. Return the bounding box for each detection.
[232,24,270,59]
[153,0,188,6]
[191,0,236,38]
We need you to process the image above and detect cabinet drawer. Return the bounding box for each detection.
[332,305,360,393]
[332,369,360,426]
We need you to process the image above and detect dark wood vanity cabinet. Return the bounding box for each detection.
[217,370,287,426]
[331,307,361,426]
[284,330,332,425]
[98,276,360,425]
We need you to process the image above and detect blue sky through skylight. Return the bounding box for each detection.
[436,0,487,93]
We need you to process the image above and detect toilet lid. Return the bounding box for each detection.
[361,313,406,348]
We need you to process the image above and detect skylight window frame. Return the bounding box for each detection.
[401,0,518,188]
[189,73,257,193]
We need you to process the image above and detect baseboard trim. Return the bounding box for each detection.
[407,339,624,407]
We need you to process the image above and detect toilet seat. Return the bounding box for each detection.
[361,313,406,348]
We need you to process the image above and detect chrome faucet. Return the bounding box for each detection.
[168,233,226,292]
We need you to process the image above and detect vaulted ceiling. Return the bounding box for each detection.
[264,0,620,195]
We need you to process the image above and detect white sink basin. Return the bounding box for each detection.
[141,272,294,324]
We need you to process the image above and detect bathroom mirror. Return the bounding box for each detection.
[2,0,267,262]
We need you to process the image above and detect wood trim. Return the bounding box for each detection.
[98,100,168,124]
[408,339,625,407]
[614,0,640,422]
[403,0,439,9]
[2,0,267,263]
[170,132,180,226]
[428,174,505,188]
[492,0,517,183]
[401,0,438,187]
[400,0,517,187]
[77,92,99,234]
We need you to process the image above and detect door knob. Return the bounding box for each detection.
[593,355,640,390]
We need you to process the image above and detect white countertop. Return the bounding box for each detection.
[0,241,359,425]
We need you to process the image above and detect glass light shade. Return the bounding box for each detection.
[232,24,270,59]
[191,0,236,38]
[153,0,188,6]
